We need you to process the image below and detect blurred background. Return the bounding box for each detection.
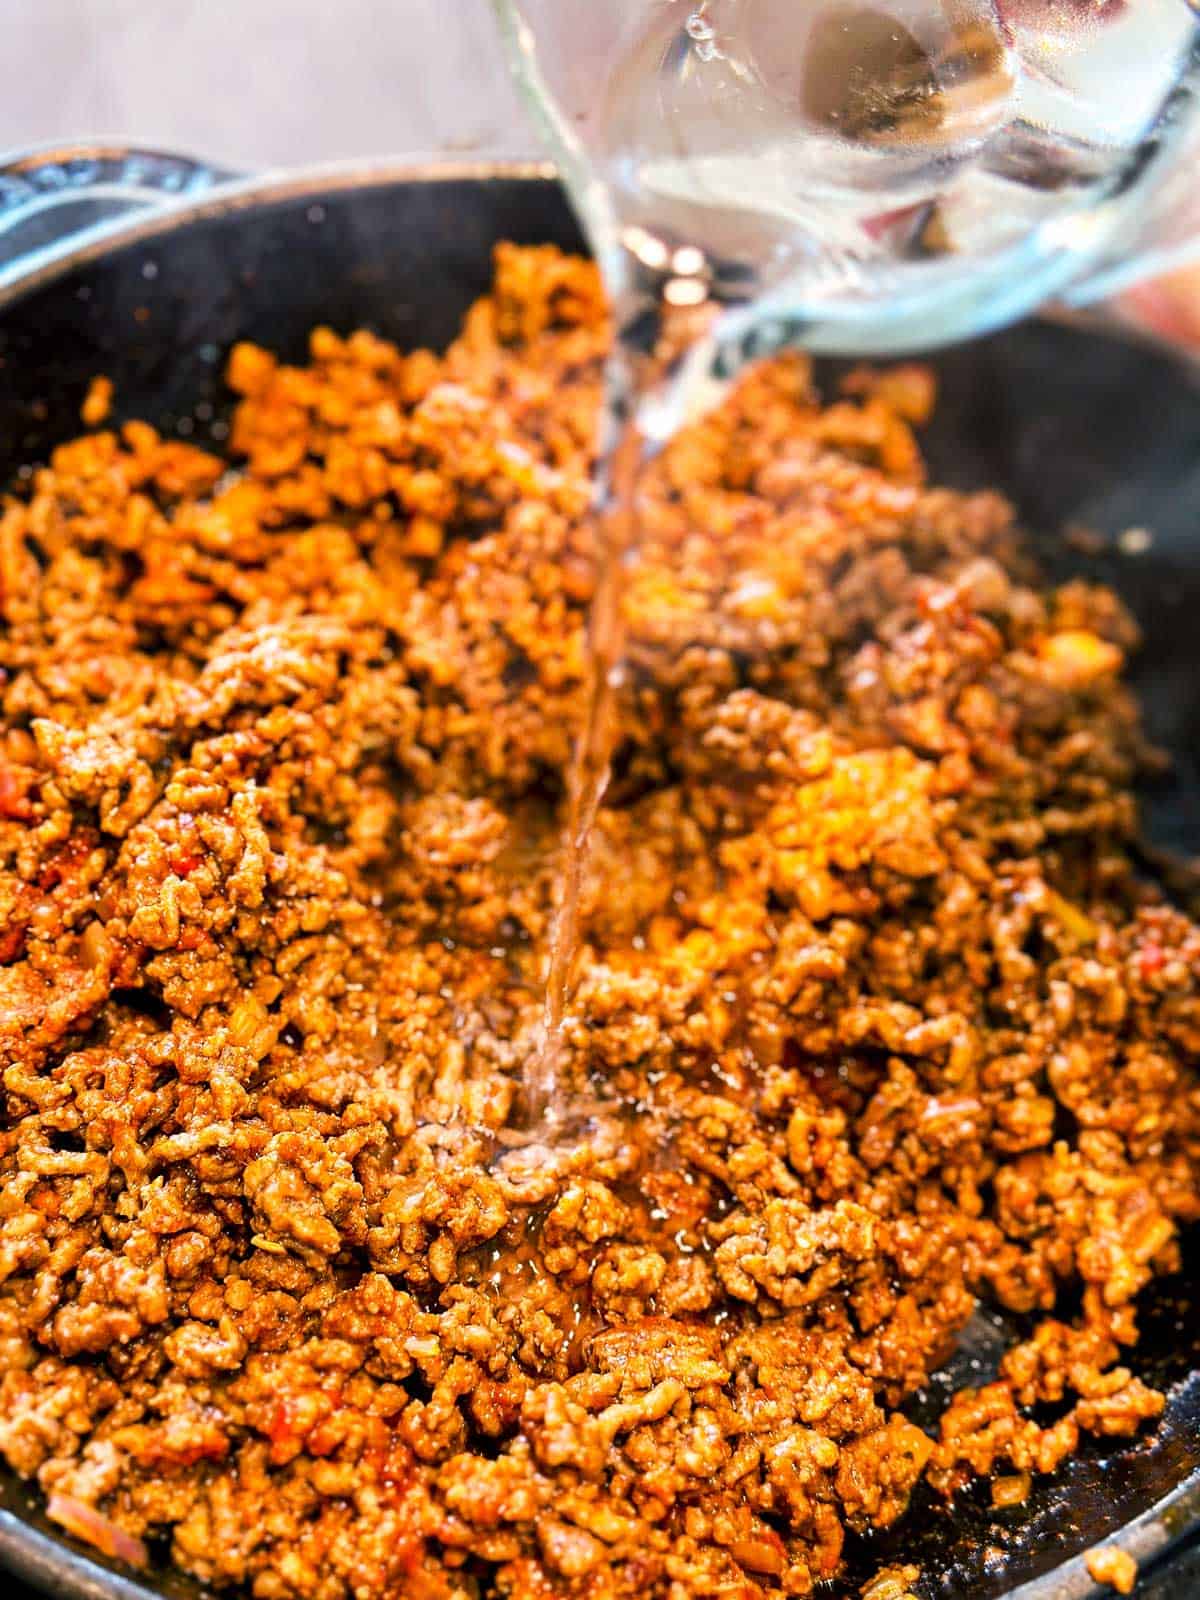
[0,0,534,169]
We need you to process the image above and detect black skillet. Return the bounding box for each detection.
[0,149,1196,1600]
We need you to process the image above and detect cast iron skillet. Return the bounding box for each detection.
[0,152,1197,1600]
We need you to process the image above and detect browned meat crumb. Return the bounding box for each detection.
[0,241,1196,1600]
[80,375,114,428]
[1085,1545,1139,1594]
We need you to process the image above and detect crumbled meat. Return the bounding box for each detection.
[1085,1545,1139,1594]
[0,244,1196,1599]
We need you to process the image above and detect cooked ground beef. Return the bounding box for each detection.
[0,243,1196,1600]
[1084,1546,1139,1596]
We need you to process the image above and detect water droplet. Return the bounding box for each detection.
[672,244,707,276]
[685,8,720,61]
[1118,525,1152,555]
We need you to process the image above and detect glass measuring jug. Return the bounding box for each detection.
[490,0,1200,365]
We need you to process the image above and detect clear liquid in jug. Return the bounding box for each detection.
[572,0,1198,315]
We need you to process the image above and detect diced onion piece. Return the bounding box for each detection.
[46,1493,149,1568]
[1038,629,1122,688]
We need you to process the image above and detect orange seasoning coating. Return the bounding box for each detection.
[0,243,1196,1599]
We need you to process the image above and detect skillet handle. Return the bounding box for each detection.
[0,142,240,290]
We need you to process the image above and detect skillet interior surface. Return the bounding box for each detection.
[0,168,1197,1600]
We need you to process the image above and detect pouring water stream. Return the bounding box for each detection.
[496,0,1200,1133]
